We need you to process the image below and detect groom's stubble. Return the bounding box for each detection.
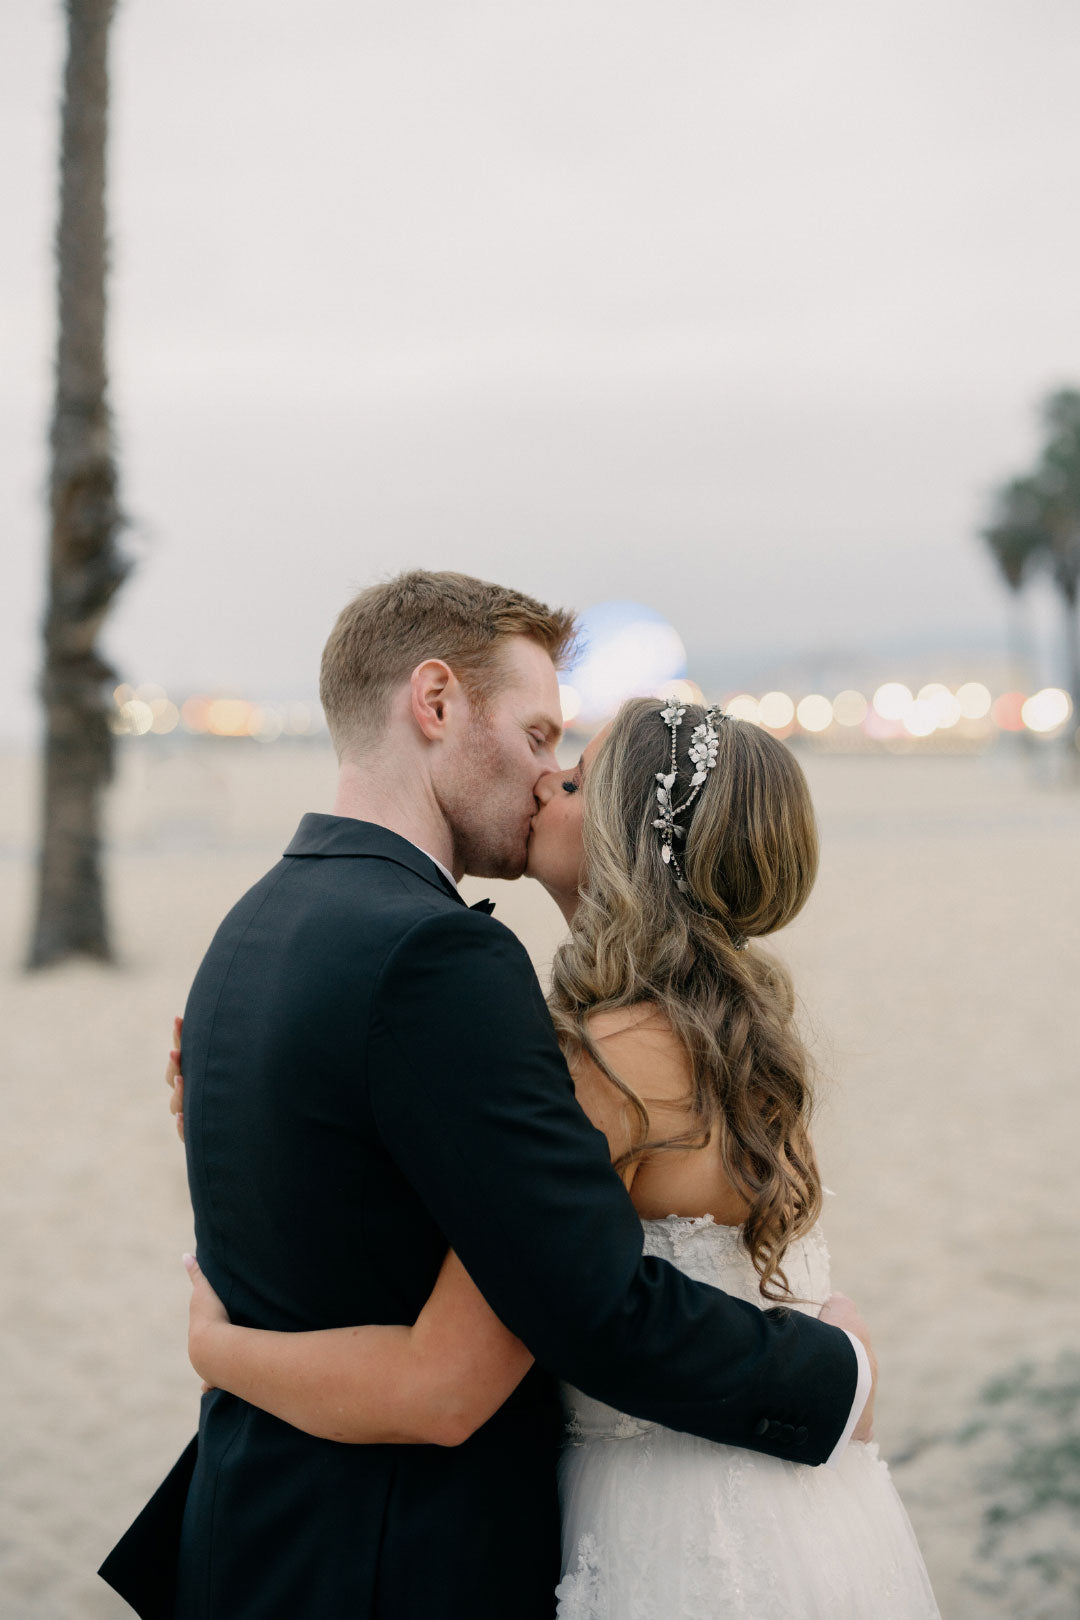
[432,635,563,882]
[435,703,538,881]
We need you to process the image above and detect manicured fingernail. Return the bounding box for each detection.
[182,1253,196,1271]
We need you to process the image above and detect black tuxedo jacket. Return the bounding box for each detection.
[101,815,857,1620]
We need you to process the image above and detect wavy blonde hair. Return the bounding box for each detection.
[547,697,822,1300]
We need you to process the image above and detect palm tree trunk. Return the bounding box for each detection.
[1063,577,1080,733]
[27,0,130,969]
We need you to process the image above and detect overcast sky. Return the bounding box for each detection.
[4,0,1080,738]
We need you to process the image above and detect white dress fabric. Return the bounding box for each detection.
[555,1216,940,1619]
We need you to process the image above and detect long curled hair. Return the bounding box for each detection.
[547,697,822,1300]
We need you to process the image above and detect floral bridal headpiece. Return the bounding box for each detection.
[653,700,745,946]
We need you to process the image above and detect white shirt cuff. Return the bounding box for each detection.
[823,1331,871,1468]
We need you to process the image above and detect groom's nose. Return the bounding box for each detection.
[538,734,560,775]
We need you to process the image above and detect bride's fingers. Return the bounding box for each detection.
[183,1253,228,1322]
[167,1012,183,1056]
[170,1074,185,1141]
[185,1258,222,1390]
[166,1015,184,1084]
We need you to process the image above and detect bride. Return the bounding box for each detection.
[169,696,939,1618]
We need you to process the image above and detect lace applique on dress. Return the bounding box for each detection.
[553,1532,607,1620]
[564,1405,653,1444]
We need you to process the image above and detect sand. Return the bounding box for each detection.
[1,739,1078,1618]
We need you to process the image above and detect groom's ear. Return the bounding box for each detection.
[409,659,459,740]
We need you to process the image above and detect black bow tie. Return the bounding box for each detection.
[469,898,496,915]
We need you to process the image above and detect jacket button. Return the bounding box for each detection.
[779,1423,795,1445]
[753,1418,769,1437]
[794,1427,808,1446]
[766,1420,782,1439]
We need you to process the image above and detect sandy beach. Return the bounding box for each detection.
[2,739,1078,1618]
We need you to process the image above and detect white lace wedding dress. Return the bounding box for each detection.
[555,1216,940,1619]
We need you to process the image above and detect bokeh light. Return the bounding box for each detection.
[832,689,868,727]
[559,684,582,725]
[149,700,179,735]
[863,707,902,740]
[796,694,833,732]
[248,705,284,742]
[758,691,795,730]
[873,682,913,721]
[725,694,761,724]
[903,699,938,738]
[284,702,314,735]
[917,683,961,729]
[181,697,210,734]
[991,691,1026,732]
[655,678,703,707]
[114,698,154,736]
[565,601,686,726]
[207,699,252,737]
[956,682,992,720]
[1022,687,1072,734]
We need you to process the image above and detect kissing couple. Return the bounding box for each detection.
[101,570,939,1618]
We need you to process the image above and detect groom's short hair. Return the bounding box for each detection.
[320,569,576,755]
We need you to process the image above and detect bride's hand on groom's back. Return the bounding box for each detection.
[165,1014,184,1142]
[183,1252,228,1393]
[818,1291,877,1443]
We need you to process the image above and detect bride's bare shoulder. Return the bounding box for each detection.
[583,1004,693,1106]
[563,1005,685,1178]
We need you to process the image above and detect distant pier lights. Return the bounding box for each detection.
[560,601,688,729]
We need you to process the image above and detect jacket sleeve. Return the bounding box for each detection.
[367,907,857,1465]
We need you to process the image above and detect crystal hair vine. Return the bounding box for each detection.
[653,699,723,885]
[653,698,747,948]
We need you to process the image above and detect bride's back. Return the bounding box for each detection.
[569,1004,755,1228]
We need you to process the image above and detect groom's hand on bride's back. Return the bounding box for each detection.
[165,1014,184,1142]
[817,1292,877,1442]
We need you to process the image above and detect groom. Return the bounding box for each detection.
[102,570,873,1620]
